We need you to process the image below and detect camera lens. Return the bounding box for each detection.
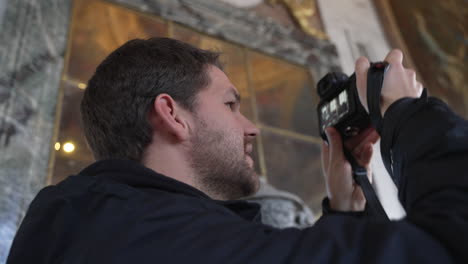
[317,72,349,99]
[344,126,359,137]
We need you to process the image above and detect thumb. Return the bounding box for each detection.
[321,141,330,172]
[384,49,403,65]
[325,127,345,163]
[355,56,371,112]
[356,143,373,167]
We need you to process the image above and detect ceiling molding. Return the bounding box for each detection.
[106,0,341,79]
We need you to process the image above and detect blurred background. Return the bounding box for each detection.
[0,0,466,261]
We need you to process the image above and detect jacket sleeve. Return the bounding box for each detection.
[6,179,454,264]
[102,202,453,264]
[380,96,468,262]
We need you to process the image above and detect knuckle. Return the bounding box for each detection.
[394,49,403,57]
[406,69,416,78]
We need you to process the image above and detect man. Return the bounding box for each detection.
[7,38,467,263]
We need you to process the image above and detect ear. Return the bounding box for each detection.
[150,94,191,141]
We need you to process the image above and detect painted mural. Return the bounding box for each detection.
[387,0,467,116]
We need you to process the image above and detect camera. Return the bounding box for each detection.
[316,72,370,141]
[316,62,391,221]
[316,62,388,141]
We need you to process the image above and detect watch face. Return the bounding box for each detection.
[320,90,350,131]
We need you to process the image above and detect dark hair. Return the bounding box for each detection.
[81,37,222,161]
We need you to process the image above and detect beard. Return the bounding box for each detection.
[188,117,259,200]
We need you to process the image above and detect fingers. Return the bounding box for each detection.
[323,126,367,212]
[407,68,424,97]
[384,49,403,65]
[345,126,379,150]
[351,185,366,209]
[321,141,330,174]
[354,143,373,167]
[406,69,416,80]
[416,82,423,96]
[355,56,371,111]
[326,126,377,168]
[325,127,345,164]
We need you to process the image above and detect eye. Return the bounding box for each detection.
[225,101,237,111]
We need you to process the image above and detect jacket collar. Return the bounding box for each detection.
[79,159,211,199]
[78,159,261,222]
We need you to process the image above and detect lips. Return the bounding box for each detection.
[244,144,254,167]
[244,144,253,155]
[245,153,254,167]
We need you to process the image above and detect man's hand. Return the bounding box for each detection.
[355,49,424,115]
[321,126,379,211]
[321,49,421,212]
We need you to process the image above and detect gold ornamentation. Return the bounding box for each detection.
[269,0,328,39]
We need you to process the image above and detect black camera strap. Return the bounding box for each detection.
[367,62,389,134]
[366,61,394,178]
[344,61,390,221]
[343,148,389,221]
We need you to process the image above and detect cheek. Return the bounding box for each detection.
[223,127,243,144]
[215,114,244,133]
[201,111,245,144]
[221,128,244,153]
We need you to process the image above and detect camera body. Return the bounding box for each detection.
[317,72,370,141]
[316,64,391,221]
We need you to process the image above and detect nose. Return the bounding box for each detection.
[241,114,259,140]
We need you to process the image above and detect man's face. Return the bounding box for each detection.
[188,66,260,200]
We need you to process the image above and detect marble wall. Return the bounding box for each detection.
[0,0,6,24]
[317,0,392,74]
[108,0,341,77]
[0,0,72,261]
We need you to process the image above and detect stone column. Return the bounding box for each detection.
[317,0,392,74]
[0,0,72,261]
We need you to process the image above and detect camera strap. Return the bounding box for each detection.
[365,61,394,178]
[343,148,389,221]
[367,62,390,134]
[344,61,390,221]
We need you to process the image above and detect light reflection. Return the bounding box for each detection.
[63,142,75,153]
[54,142,61,151]
[77,83,87,90]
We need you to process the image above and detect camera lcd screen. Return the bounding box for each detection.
[320,90,350,131]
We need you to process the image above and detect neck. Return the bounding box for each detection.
[142,142,195,189]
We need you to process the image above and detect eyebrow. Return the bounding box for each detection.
[228,87,241,104]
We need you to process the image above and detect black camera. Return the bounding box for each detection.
[316,62,391,221]
[316,62,388,141]
[316,72,370,141]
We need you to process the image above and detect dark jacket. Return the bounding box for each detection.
[7,97,466,263]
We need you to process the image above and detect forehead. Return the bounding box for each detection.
[204,66,239,96]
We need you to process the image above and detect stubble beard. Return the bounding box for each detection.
[189,117,259,200]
